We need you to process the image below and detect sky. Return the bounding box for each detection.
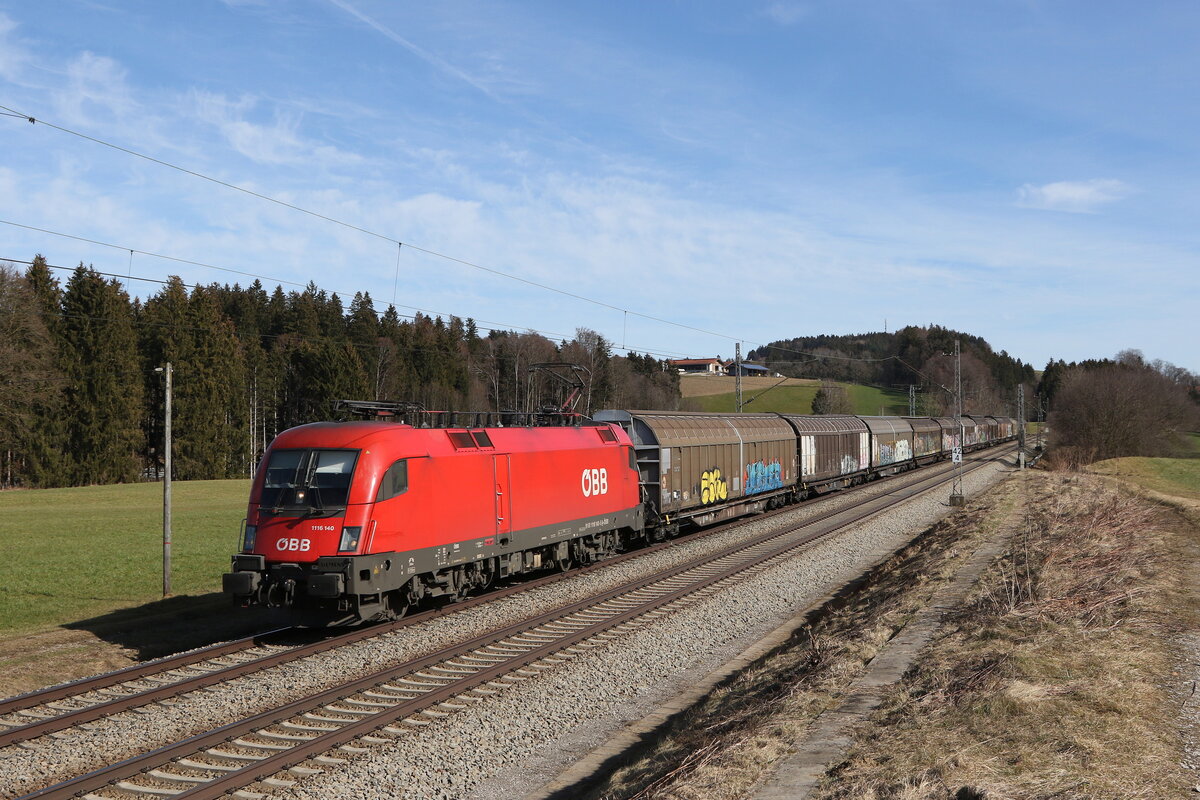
[0,1,1196,372]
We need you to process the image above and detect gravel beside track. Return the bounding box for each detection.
[0,454,1011,800]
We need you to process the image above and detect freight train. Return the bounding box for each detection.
[223,403,1016,625]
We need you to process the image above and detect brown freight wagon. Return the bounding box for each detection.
[932,417,961,452]
[903,417,944,464]
[778,414,869,493]
[860,416,916,474]
[959,416,981,449]
[966,415,996,445]
[593,410,797,527]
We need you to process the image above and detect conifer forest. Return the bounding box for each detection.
[0,257,681,488]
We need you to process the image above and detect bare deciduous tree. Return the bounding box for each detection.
[1048,362,1199,466]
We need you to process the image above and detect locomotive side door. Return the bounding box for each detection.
[493,454,512,538]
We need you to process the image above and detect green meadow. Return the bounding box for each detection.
[0,480,250,634]
[686,382,909,415]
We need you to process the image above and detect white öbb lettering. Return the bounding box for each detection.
[581,467,608,497]
[276,537,312,552]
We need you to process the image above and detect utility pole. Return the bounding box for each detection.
[950,339,965,507]
[1017,383,1026,469]
[734,343,743,413]
[908,384,916,416]
[1036,395,1044,451]
[155,363,173,597]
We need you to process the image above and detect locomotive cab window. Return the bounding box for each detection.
[376,459,409,502]
[259,448,358,515]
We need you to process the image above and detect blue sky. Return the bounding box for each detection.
[1,1,1196,371]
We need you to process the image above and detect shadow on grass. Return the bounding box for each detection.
[63,593,288,660]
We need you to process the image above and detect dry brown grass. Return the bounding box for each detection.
[814,474,1189,799]
[571,482,1021,800]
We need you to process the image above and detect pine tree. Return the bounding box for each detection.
[177,286,247,478]
[60,265,144,484]
[0,262,62,486]
[22,257,72,486]
[139,276,192,478]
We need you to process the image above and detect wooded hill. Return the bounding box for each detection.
[750,326,1038,417]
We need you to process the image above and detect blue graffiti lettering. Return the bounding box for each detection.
[744,459,784,495]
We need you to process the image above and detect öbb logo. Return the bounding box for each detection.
[275,538,311,552]
[582,468,609,497]
[701,468,728,505]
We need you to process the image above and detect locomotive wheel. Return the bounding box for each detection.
[387,590,411,619]
[482,557,498,589]
[471,558,498,592]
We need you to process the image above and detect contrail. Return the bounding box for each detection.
[324,0,504,104]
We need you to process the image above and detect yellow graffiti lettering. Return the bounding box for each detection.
[700,468,728,505]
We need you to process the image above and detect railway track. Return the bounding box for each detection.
[0,445,997,750]
[10,446,1011,800]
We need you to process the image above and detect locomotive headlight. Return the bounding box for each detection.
[242,524,257,552]
[338,526,362,553]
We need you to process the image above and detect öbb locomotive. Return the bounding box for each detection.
[223,405,1015,625]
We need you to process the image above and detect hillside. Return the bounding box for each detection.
[751,325,1037,417]
[678,375,909,415]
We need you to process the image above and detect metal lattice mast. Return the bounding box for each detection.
[950,339,964,506]
[908,384,916,416]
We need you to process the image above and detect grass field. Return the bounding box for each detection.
[683,381,909,415]
[0,480,249,634]
[1088,457,1200,501]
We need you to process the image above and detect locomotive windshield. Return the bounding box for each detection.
[259,448,359,515]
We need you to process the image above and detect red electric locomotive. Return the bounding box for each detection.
[223,408,642,625]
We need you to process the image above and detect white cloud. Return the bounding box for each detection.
[189,90,362,168]
[761,2,809,26]
[52,51,139,126]
[0,13,32,84]
[1016,178,1131,213]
